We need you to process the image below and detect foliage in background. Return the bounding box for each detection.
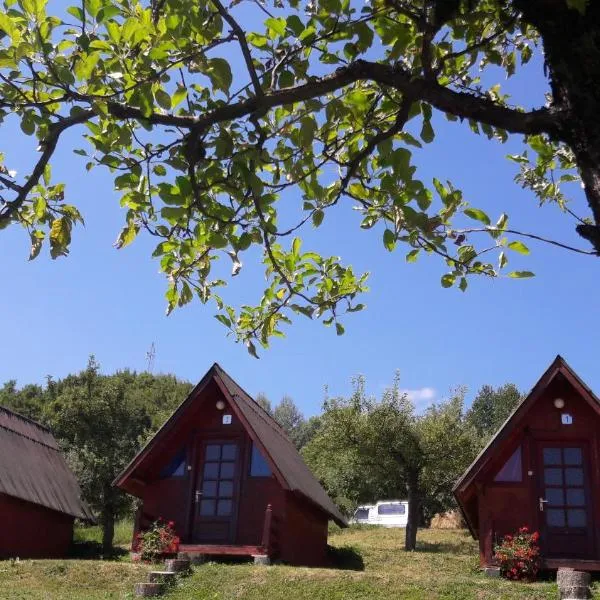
[0,356,192,553]
[466,383,522,440]
[256,392,321,450]
[133,518,180,562]
[494,527,541,582]
[303,374,480,550]
[1,0,599,356]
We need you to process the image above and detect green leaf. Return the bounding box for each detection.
[335,322,345,336]
[172,86,187,108]
[130,86,153,118]
[383,229,396,251]
[464,207,491,225]
[265,16,286,38]
[20,115,35,136]
[420,119,435,143]
[406,249,419,263]
[508,271,535,278]
[508,240,530,255]
[312,209,324,227]
[441,274,455,288]
[206,58,232,94]
[155,89,172,110]
[114,223,139,249]
[49,217,72,259]
[459,277,468,292]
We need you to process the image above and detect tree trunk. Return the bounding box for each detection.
[101,507,115,555]
[405,473,422,551]
[515,0,600,252]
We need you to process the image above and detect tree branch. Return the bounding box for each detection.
[0,110,93,224]
[456,227,600,256]
[210,0,263,99]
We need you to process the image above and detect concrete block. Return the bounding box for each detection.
[164,558,191,574]
[557,569,591,600]
[483,566,500,578]
[253,554,271,566]
[148,571,177,585]
[134,582,164,597]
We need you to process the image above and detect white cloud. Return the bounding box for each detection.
[400,387,437,409]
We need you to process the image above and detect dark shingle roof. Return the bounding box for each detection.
[0,406,94,520]
[214,364,347,526]
[115,363,347,527]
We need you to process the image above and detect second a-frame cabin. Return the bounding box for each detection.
[455,356,600,570]
[114,363,346,566]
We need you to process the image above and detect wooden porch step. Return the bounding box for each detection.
[179,544,265,557]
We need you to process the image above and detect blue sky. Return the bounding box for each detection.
[1,16,599,417]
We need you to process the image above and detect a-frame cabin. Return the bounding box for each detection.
[114,363,346,566]
[455,355,600,570]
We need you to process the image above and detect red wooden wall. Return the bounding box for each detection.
[474,374,600,565]
[133,380,329,565]
[0,493,74,558]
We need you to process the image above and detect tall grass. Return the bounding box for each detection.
[74,518,134,548]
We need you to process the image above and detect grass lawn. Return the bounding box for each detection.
[0,526,586,599]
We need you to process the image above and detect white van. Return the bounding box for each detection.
[350,500,409,527]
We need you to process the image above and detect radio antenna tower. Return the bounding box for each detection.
[146,342,156,373]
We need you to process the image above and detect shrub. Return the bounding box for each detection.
[133,519,180,563]
[494,526,540,582]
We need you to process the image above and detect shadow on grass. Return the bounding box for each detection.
[415,539,474,556]
[69,541,128,561]
[327,545,365,571]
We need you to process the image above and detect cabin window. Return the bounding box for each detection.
[377,502,405,515]
[160,448,186,478]
[494,446,522,482]
[249,443,272,477]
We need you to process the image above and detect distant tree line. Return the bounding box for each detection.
[1,358,522,554]
[0,356,192,554]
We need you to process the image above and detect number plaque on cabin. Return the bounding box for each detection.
[561,413,573,425]
[222,414,232,425]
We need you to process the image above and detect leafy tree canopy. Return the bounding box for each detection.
[466,382,522,440]
[303,374,479,550]
[1,0,598,355]
[0,356,192,552]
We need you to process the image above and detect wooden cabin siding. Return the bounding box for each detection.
[0,493,74,559]
[280,493,329,566]
[117,364,346,566]
[456,357,600,568]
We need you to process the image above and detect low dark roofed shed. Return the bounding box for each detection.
[0,406,93,521]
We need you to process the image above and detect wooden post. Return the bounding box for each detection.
[261,504,273,554]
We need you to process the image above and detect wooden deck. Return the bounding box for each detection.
[542,558,600,571]
[179,544,266,558]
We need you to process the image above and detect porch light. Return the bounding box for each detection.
[553,397,565,409]
[216,399,226,410]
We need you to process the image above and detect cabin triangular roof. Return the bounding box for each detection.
[0,406,94,520]
[114,363,347,527]
[454,355,598,535]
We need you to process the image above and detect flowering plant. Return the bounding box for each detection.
[133,518,180,563]
[494,526,541,582]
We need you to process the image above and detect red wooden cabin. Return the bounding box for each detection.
[115,363,347,566]
[0,406,94,559]
[455,355,600,570]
